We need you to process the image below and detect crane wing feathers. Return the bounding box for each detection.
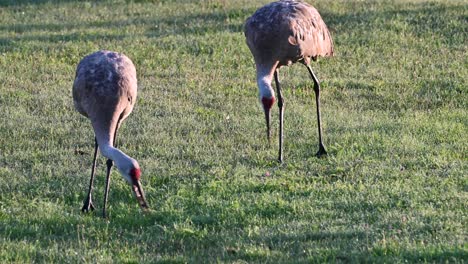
[72,51,137,123]
[287,3,334,58]
[244,0,333,66]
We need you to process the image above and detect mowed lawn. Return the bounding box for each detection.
[0,0,466,262]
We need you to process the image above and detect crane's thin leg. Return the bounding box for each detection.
[306,65,327,157]
[102,158,112,218]
[274,69,284,163]
[82,137,98,213]
[102,120,121,218]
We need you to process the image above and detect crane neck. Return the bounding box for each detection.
[94,130,135,172]
[256,65,276,99]
[100,144,133,168]
[90,119,131,167]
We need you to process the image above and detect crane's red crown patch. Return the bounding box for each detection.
[130,168,141,181]
[261,97,275,110]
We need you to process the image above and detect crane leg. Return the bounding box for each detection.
[306,65,327,157]
[102,159,113,218]
[102,120,121,218]
[82,137,98,213]
[274,69,284,163]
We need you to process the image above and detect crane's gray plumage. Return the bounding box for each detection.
[73,50,137,147]
[245,0,333,67]
[244,0,334,162]
[73,50,148,217]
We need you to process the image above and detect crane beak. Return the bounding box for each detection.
[132,180,149,210]
[261,97,275,147]
[264,108,271,146]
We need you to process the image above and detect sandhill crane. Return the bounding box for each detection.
[244,0,334,162]
[73,50,148,218]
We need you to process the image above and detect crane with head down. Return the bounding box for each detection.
[73,50,148,218]
[245,0,334,162]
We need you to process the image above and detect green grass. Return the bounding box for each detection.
[0,0,466,262]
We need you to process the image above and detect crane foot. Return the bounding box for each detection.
[81,198,95,213]
[316,145,328,157]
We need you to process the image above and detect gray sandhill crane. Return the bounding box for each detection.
[73,50,148,218]
[244,0,334,162]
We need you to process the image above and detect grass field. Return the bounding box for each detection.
[0,0,466,262]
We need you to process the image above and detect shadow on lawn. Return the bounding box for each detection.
[0,7,253,53]
[5,213,464,262]
[2,189,465,262]
[321,2,465,45]
[0,0,74,7]
[0,2,464,53]
[1,214,363,261]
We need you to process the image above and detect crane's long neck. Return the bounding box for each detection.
[256,63,276,99]
[100,144,133,168]
[92,119,134,170]
[255,62,278,145]
[255,61,278,100]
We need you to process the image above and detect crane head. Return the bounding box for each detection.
[129,167,149,210]
[118,160,149,210]
[261,96,275,145]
